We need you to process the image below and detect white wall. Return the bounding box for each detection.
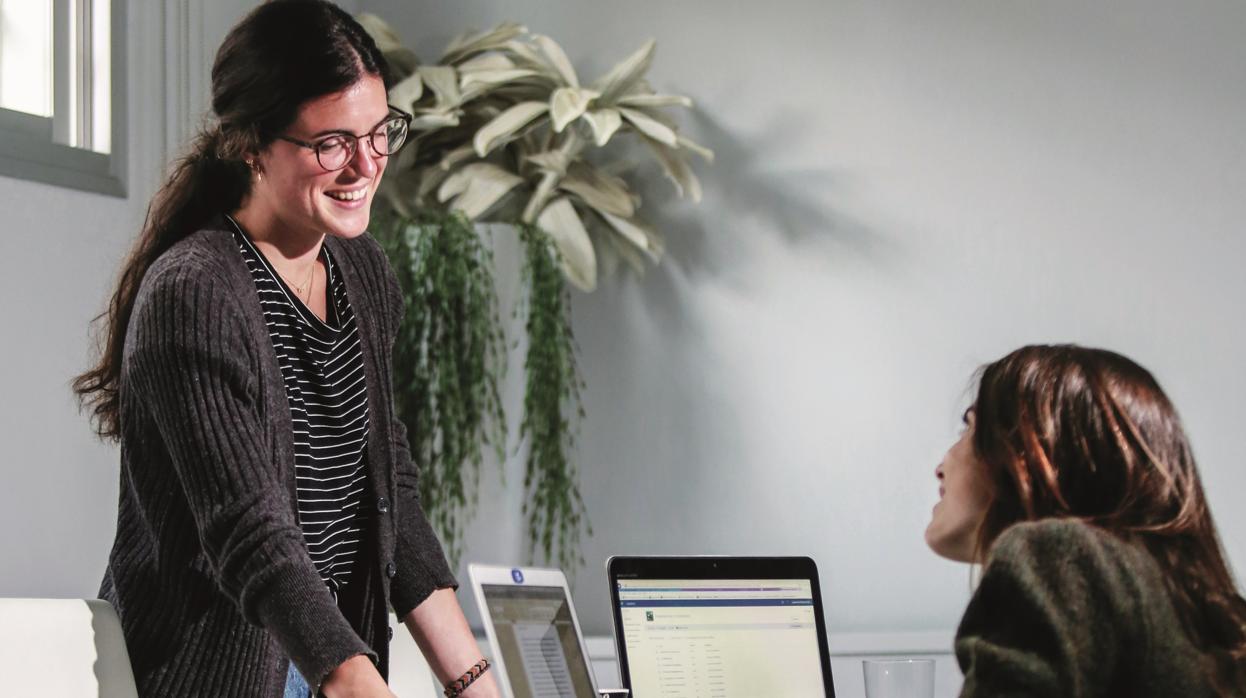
[359,0,1246,667]
[0,0,352,594]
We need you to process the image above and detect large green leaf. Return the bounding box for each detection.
[437,144,478,171]
[388,72,424,112]
[536,197,597,291]
[474,101,549,157]
[677,134,715,162]
[355,13,419,76]
[439,163,526,220]
[598,210,663,261]
[618,107,677,145]
[560,162,635,218]
[416,164,453,201]
[418,66,461,108]
[534,34,579,87]
[461,69,541,92]
[411,111,461,131]
[582,109,623,147]
[550,87,599,133]
[616,93,693,108]
[355,13,403,52]
[594,40,655,103]
[526,150,571,177]
[457,53,516,73]
[501,40,565,82]
[599,223,649,275]
[443,22,528,63]
[643,135,702,202]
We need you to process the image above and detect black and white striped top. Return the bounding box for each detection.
[228,217,370,597]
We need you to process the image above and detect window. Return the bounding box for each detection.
[0,0,126,196]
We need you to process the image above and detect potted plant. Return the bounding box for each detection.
[360,16,712,570]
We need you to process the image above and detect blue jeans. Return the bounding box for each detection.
[284,660,312,698]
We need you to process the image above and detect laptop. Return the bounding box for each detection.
[469,564,600,698]
[606,556,835,697]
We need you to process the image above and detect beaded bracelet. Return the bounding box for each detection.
[443,658,490,698]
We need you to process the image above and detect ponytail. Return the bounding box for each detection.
[73,125,253,440]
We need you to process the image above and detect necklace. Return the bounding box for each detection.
[278,260,316,303]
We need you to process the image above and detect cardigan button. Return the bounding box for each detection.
[388,626,394,641]
[376,496,390,513]
[386,561,397,578]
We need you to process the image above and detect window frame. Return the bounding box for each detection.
[0,0,127,197]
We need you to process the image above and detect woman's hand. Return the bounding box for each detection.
[320,654,397,698]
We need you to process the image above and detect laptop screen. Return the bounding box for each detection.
[480,583,597,698]
[616,578,826,697]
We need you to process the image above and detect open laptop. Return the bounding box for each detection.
[469,564,600,698]
[607,556,835,697]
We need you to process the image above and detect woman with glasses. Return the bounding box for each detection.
[926,345,1246,696]
[75,2,499,697]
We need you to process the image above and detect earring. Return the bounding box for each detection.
[246,159,263,182]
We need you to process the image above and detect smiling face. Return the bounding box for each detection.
[247,74,390,241]
[925,409,995,563]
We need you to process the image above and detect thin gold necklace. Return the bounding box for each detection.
[225,214,317,304]
[279,260,316,303]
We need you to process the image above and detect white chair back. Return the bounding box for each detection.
[0,598,138,698]
[386,614,440,697]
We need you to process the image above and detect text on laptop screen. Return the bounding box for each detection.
[480,584,596,698]
[617,579,825,697]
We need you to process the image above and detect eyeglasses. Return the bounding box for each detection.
[276,108,412,172]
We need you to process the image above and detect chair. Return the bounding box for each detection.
[0,598,139,697]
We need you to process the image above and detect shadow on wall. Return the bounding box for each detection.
[565,106,900,632]
[649,111,890,288]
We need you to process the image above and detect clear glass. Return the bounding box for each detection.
[0,0,54,117]
[862,659,935,698]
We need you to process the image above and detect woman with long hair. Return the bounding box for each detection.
[75,2,499,696]
[926,344,1245,696]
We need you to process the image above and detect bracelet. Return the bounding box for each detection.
[443,658,490,698]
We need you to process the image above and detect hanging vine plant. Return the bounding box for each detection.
[359,15,711,567]
[372,209,506,567]
[518,223,589,570]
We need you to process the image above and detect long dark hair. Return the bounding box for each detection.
[971,344,1246,692]
[74,0,390,439]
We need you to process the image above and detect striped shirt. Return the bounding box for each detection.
[228,217,370,596]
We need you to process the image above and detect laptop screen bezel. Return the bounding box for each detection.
[606,555,835,697]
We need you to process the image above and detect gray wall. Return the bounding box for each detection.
[357,0,1246,639]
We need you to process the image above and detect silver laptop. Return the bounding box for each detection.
[469,564,600,698]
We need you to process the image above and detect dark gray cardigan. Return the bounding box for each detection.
[956,519,1234,697]
[99,222,456,696]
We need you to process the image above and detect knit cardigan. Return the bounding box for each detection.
[956,519,1236,697]
[99,222,456,697]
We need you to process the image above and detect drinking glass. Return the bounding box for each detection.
[862,658,935,698]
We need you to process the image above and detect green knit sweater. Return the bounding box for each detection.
[956,519,1236,697]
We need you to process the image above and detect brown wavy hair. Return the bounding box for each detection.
[971,344,1246,692]
[74,0,390,439]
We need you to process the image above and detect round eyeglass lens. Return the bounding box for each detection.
[317,136,352,170]
[378,117,408,155]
